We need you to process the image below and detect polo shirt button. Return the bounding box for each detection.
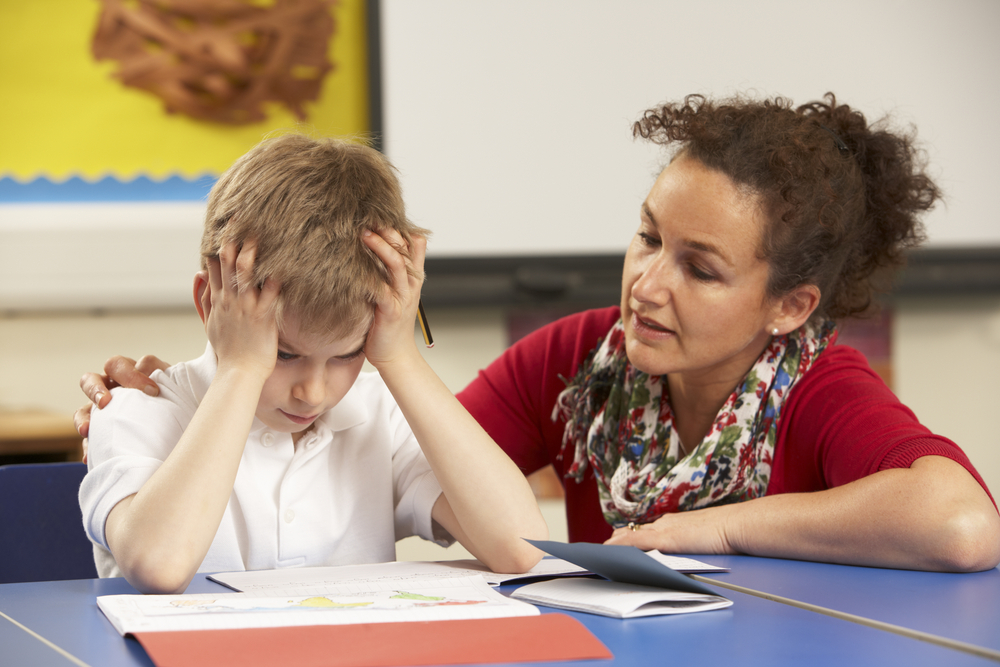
[261,432,275,447]
[284,509,295,523]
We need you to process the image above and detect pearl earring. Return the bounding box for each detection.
[771,327,779,335]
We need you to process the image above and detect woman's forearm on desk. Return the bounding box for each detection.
[608,456,1000,572]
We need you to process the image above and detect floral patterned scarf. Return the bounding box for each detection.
[552,318,837,528]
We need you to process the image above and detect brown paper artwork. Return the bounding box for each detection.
[92,0,337,124]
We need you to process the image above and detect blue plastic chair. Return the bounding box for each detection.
[0,463,98,583]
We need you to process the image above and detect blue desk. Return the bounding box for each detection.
[691,555,1000,656]
[2,568,998,667]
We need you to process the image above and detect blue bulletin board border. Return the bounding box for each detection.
[0,175,216,203]
[1,0,382,207]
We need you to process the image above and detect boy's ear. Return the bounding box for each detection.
[769,284,821,336]
[193,271,211,324]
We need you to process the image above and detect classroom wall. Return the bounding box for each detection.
[2,298,998,508]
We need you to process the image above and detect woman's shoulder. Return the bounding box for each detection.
[791,342,896,405]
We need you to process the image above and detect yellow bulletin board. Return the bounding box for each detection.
[0,0,370,184]
[0,0,373,311]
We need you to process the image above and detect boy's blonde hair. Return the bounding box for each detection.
[201,133,427,340]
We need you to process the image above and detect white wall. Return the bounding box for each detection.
[383,0,1000,256]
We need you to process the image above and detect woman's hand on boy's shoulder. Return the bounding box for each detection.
[361,229,426,370]
[75,354,170,438]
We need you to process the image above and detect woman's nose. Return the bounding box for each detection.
[631,255,673,306]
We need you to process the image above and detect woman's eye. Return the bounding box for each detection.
[688,264,716,282]
[638,232,660,247]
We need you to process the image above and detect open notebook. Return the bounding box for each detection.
[510,540,732,618]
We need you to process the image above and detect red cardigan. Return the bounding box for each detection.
[456,306,995,543]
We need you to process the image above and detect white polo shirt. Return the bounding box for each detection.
[80,344,446,578]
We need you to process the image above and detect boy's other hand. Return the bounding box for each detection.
[361,229,426,369]
[75,355,170,438]
[203,240,280,381]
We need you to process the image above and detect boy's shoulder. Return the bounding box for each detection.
[151,345,216,409]
[88,349,215,458]
[96,347,212,424]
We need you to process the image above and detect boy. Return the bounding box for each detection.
[79,134,547,594]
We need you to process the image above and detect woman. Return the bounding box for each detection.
[79,93,1000,572]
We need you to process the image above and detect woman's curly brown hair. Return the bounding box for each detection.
[633,93,941,321]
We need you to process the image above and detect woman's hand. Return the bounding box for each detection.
[202,241,280,382]
[75,355,170,439]
[605,505,739,555]
[360,228,425,370]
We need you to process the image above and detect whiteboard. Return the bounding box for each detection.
[381,0,1000,258]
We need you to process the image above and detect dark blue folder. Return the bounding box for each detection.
[526,539,719,596]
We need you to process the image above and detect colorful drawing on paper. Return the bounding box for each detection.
[140,592,489,617]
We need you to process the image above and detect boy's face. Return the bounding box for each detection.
[256,313,368,441]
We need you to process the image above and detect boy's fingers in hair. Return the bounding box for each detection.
[362,229,402,265]
[206,254,223,293]
[216,242,240,292]
[363,230,408,290]
[233,239,260,292]
[374,227,411,259]
[258,276,281,308]
[409,234,428,275]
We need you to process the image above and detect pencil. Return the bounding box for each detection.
[418,300,434,348]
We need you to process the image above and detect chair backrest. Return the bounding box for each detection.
[0,462,98,583]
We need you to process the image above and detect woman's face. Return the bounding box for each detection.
[620,155,782,385]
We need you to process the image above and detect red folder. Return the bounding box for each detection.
[134,613,612,667]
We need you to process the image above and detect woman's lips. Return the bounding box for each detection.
[631,312,675,338]
[280,410,319,425]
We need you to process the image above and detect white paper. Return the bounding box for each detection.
[208,554,725,595]
[644,552,730,573]
[207,560,552,595]
[511,578,733,619]
[98,575,537,637]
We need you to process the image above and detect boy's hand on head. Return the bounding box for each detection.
[361,228,426,369]
[205,241,281,381]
